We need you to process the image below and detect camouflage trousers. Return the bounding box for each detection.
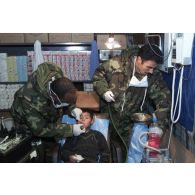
[110,113,133,148]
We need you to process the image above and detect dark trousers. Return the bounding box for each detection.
[32,138,60,163]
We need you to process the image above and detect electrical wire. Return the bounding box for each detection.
[167,123,174,151]
[164,65,185,151]
[171,66,184,123]
[145,33,173,63]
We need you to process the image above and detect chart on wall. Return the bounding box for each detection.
[27,50,91,81]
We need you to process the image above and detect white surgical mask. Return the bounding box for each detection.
[48,77,70,108]
[128,58,148,112]
[129,57,148,88]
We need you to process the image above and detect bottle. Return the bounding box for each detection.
[148,114,163,157]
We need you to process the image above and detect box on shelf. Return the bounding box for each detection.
[97,34,127,50]
[24,33,49,43]
[49,33,72,43]
[71,33,94,42]
[0,33,25,43]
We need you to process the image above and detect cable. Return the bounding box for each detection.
[138,132,161,152]
[145,33,173,63]
[164,65,184,151]
[171,66,184,123]
[167,123,174,151]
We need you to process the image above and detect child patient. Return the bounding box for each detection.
[61,109,110,163]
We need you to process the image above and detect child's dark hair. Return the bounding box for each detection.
[138,44,163,64]
[81,108,94,119]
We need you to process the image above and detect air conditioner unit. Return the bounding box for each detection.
[159,33,194,73]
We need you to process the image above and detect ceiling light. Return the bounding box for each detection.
[105,34,121,49]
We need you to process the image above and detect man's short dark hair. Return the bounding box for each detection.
[50,77,77,104]
[138,44,164,64]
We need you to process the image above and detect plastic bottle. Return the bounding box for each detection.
[148,114,163,157]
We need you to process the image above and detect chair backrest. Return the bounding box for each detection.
[62,113,109,141]
[90,113,109,141]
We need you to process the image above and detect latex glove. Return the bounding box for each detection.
[74,154,84,162]
[73,124,86,136]
[71,108,82,120]
[104,91,115,102]
[69,154,84,163]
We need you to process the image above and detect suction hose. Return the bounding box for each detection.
[138,132,161,153]
[108,103,128,162]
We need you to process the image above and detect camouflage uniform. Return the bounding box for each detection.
[11,62,74,162]
[93,47,171,161]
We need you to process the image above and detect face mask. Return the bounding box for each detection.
[48,77,70,108]
[129,57,148,88]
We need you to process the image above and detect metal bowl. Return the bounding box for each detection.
[131,113,152,123]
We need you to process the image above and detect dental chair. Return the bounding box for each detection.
[58,91,123,162]
[59,112,123,163]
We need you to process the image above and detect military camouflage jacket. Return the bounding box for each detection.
[93,51,171,130]
[11,62,73,138]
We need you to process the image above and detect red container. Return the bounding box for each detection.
[148,126,163,157]
[148,133,161,149]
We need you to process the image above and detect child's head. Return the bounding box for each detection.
[77,109,94,128]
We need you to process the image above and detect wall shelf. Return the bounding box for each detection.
[0,43,92,55]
